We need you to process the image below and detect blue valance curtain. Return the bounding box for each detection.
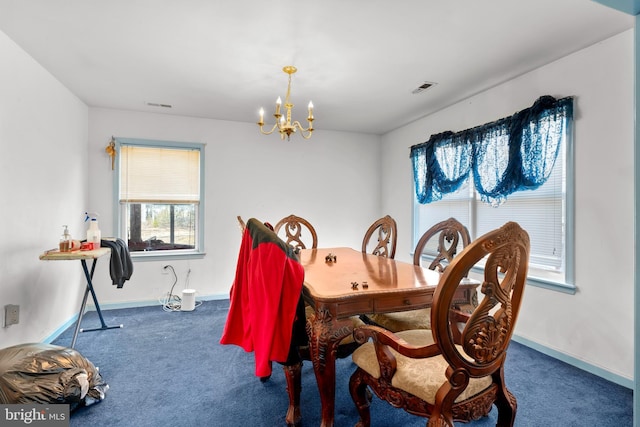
[410,95,573,206]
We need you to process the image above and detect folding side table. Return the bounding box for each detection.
[40,247,123,347]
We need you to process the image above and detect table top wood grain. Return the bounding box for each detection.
[39,247,111,261]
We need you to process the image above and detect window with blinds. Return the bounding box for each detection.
[413,120,573,291]
[116,139,205,256]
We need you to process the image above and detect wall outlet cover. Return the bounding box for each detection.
[4,304,19,327]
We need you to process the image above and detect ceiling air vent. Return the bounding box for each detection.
[412,81,437,95]
[146,102,172,108]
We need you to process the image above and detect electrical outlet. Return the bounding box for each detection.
[4,304,19,327]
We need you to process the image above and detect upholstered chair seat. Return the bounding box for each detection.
[352,329,492,404]
[366,308,432,331]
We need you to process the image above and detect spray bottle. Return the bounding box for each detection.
[85,212,101,249]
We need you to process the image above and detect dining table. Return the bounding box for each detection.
[298,247,479,427]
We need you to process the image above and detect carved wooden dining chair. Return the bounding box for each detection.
[364,217,472,332]
[413,217,471,273]
[270,214,366,425]
[232,215,361,427]
[237,215,246,233]
[274,214,318,251]
[223,217,312,426]
[361,215,397,259]
[349,222,530,427]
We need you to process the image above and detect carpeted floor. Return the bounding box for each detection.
[52,300,633,426]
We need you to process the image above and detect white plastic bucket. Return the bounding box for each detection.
[181,289,196,311]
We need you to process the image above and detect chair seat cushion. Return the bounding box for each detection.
[352,329,492,404]
[367,308,431,332]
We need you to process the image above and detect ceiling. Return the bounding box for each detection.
[0,1,633,135]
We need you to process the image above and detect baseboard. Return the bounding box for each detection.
[41,293,229,343]
[83,293,228,311]
[42,315,80,344]
[512,335,633,389]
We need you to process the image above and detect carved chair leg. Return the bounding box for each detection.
[493,368,517,427]
[494,386,517,426]
[283,362,302,427]
[427,414,455,427]
[349,368,372,427]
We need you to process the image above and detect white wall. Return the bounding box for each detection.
[85,109,382,307]
[0,30,89,347]
[381,30,635,382]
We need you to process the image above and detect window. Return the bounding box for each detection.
[411,96,574,293]
[114,138,205,259]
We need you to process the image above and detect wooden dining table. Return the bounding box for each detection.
[298,247,479,427]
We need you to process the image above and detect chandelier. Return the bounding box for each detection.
[257,66,314,140]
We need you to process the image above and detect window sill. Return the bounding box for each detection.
[130,250,206,262]
[525,276,576,294]
[469,265,576,295]
[411,252,576,295]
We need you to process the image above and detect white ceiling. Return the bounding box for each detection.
[0,1,633,135]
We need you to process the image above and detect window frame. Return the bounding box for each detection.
[113,137,206,261]
[412,115,575,295]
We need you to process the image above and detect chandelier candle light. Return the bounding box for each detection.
[257,66,314,140]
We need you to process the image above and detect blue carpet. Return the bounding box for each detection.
[52,300,633,426]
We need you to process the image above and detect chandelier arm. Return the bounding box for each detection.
[291,121,314,139]
[258,122,281,135]
[291,121,311,132]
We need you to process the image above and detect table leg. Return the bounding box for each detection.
[70,276,92,348]
[307,307,354,427]
[70,259,123,347]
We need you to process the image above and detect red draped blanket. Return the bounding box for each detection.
[220,218,304,377]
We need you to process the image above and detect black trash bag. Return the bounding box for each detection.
[0,343,108,411]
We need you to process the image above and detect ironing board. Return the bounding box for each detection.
[40,247,123,347]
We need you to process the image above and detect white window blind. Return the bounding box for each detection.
[120,145,200,203]
[474,145,565,271]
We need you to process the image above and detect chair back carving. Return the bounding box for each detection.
[361,215,397,259]
[350,221,530,427]
[433,221,529,376]
[273,214,318,251]
[361,218,471,331]
[413,217,470,271]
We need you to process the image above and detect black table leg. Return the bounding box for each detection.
[70,258,123,347]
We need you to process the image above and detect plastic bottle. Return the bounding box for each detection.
[85,212,101,249]
[59,225,72,252]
